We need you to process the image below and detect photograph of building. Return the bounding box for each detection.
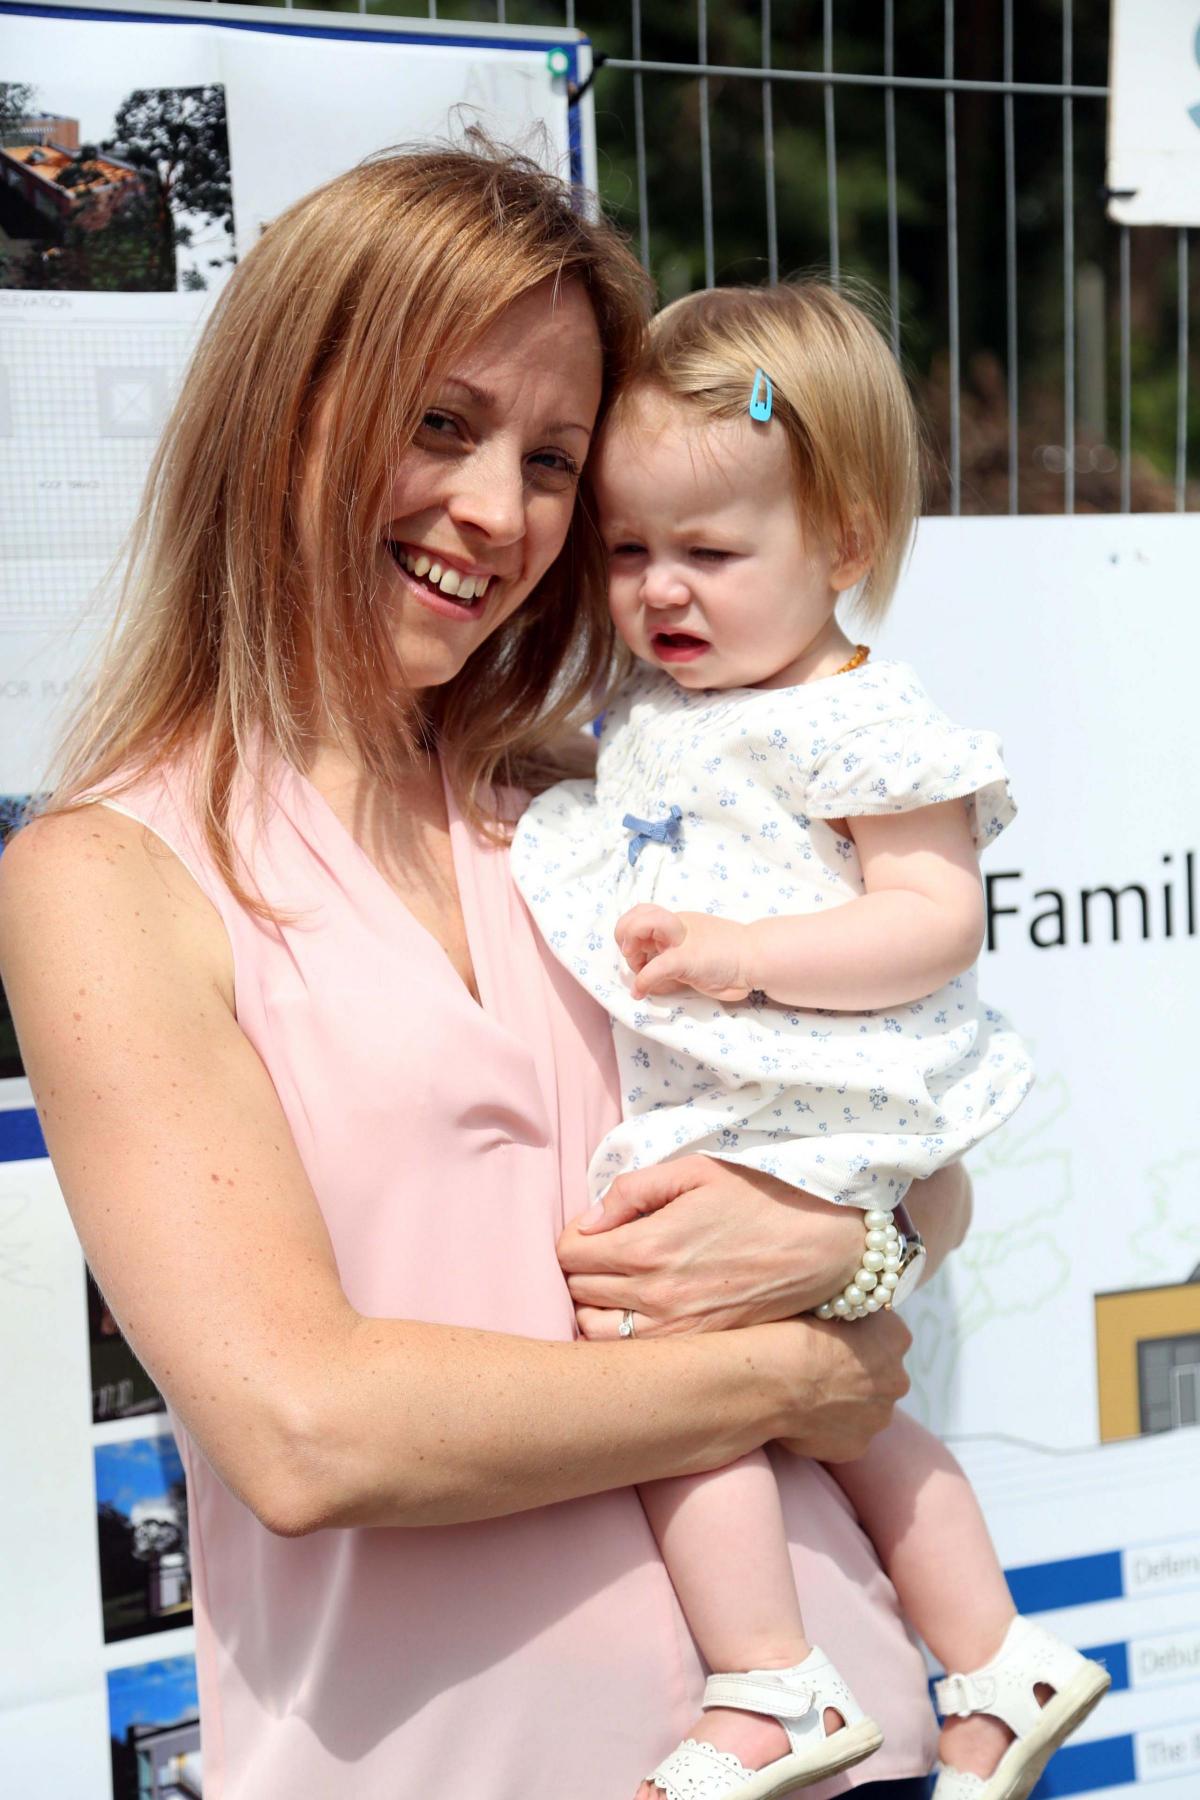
[108,1655,202,1800]
[94,1434,192,1643]
[1,79,233,290]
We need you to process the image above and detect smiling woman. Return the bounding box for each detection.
[0,142,937,1800]
[326,278,604,694]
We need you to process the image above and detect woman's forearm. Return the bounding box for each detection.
[272,1313,791,1534]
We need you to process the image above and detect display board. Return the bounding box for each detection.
[1107,0,1200,227]
[875,514,1200,1799]
[0,4,595,1793]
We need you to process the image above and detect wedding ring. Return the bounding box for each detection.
[618,1309,636,1339]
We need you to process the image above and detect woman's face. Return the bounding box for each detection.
[312,278,604,694]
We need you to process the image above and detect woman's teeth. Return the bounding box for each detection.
[394,545,490,604]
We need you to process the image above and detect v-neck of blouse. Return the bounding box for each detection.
[285,757,488,1015]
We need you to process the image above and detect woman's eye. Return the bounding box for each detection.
[528,449,581,486]
[420,410,461,440]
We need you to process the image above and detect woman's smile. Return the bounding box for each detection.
[385,540,496,617]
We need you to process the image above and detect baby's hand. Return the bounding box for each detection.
[615,905,753,1001]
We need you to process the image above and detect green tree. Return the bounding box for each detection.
[0,81,38,144]
[102,84,234,290]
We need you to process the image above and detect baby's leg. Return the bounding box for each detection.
[634,1453,821,1798]
[832,1410,1019,1778]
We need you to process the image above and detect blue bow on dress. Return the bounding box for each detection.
[622,804,683,866]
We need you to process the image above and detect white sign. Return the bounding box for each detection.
[1107,0,1200,226]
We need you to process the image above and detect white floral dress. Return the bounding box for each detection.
[511,659,1033,1209]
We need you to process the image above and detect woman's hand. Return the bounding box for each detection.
[559,1155,865,1338]
[761,1309,913,1462]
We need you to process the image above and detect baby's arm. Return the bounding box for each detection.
[618,797,985,1009]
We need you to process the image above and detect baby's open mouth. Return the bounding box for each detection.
[387,542,492,606]
[653,631,709,652]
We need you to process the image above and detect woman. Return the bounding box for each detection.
[0,145,951,1799]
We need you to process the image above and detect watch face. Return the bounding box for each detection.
[888,1202,926,1309]
[888,1237,927,1308]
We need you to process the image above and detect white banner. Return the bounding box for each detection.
[1107,0,1200,226]
[878,513,1200,1799]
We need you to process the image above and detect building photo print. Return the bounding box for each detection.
[0,77,234,293]
[94,1432,193,1645]
[107,1654,201,1800]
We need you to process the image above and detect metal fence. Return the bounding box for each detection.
[272,0,1194,519]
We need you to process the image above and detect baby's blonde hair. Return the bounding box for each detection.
[621,281,920,618]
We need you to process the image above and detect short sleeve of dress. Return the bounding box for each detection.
[802,663,1016,852]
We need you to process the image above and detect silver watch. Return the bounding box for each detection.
[887,1200,927,1308]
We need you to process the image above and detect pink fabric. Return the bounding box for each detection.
[102,758,936,1799]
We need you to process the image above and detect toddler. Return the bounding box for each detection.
[511,283,1108,1800]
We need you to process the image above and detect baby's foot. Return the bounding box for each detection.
[635,1697,848,1799]
[936,1683,1052,1780]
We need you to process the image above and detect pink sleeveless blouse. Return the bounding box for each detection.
[101,758,935,1799]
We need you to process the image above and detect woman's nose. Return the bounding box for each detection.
[446,447,525,545]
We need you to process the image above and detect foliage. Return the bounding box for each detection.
[103,85,234,291]
[0,81,37,142]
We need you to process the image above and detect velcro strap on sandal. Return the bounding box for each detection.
[702,1671,815,1720]
[934,1671,998,1719]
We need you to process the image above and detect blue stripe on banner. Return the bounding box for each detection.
[0,1108,46,1162]
[1006,1550,1124,1614]
[1030,1734,1137,1796]
[1084,1640,1130,1693]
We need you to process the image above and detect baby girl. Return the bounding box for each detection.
[512,281,1107,1800]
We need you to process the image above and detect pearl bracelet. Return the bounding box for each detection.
[814,1207,904,1321]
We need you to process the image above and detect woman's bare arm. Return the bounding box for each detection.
[0,805,911,1536]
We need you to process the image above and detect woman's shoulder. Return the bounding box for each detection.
[0,791,236,1022]
[0,751,243,1000]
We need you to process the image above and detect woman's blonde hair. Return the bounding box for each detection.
[618,281,920,617]
[46,141,650,900]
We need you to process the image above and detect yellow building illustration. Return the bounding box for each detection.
[1095,1269,1200,1442]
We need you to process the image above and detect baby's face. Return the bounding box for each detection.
[593,387,854,690]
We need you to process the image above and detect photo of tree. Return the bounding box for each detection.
[94,1433,192,1643]
[108,1654,202,1800]
[0,78,234,292]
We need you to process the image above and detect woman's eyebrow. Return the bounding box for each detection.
[441,378,591,439]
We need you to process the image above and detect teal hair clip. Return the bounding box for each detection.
[749,368,773,422]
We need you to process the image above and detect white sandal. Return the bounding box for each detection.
[645,1645,882,1800]
[931,1617,1111,1800]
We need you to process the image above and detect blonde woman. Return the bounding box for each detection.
[1,147,943,1800]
